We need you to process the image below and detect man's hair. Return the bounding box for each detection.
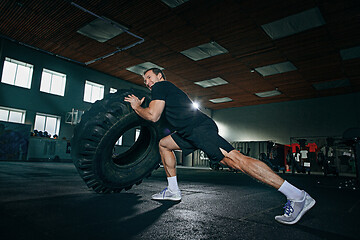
[143,68,166,80]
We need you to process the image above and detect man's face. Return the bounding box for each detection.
[143,70,162,90]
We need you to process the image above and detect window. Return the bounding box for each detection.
[0,106,26,124]
[110,88,117,93]
[83,80,104,103]
[34,113,61,137]
[1,57,33,89]
[40,68,67,96]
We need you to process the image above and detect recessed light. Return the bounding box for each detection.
[194,77,228,88]
[161,0,189,8]
[181,41,228,61]
[255,61,297,77]
[255,89,282,98]
[209,97,233,103]
[77,17,128,43]
[126,62,164,75]
[261,7,325,40]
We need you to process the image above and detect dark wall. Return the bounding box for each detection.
[0,38,146,140]
[213,92,360,144]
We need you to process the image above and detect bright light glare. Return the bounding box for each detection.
[192,102,200,109]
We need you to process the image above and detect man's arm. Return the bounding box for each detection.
[124,94,165,122]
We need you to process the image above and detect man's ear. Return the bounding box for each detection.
[157,73,163,80]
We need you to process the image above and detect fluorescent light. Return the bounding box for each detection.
[126,62,164,75]
[255,89,282,98]
[161,0,189,8]
[313,79,350,90]
[340,45,360,60]
[255,61,297,77]
[77,17,128,43]
[181,41,228,61]
[261,7,326,40]
[209,97,233,104]
[194,77,228,88]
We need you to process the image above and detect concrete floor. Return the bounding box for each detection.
[0,161,359,240]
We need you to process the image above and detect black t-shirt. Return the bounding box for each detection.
[151,81,210,135]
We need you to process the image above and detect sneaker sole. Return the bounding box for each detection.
[277,195,316,225]
[151,196,181,201]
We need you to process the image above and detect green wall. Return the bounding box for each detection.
[213,92,360,144]
[0,38,146,140]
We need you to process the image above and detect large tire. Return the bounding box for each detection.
[71,89,167,193]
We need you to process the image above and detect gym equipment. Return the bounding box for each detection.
[318,137,339,176]
[71,89,168,193]
[343,128,360,186]
[259,143,286,174]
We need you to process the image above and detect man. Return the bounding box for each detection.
[124,68,315,225]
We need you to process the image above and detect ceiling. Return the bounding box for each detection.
[0,0,359,110]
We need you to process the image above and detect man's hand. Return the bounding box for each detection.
[124,95,165,122]
[124,94,145,110]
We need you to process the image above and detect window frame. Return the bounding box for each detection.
[0,106,26,124]
[83,80,105,103]
[1,57,34,89]
[40,68,67,96]
[34,113,61,137]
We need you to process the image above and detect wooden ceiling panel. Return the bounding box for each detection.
[343,59,360,78]
[94,0,170,29]
[244,0,316,25]
[211,84,248,96]
[0,0,359,110]
[217,28,273,57]
[239,49,286,69]
[196,55,249,77]
[166,63,214,82]
[234,78,275,93]
[152,53,191,69]
[297,56,344,83]
[265,71,305,87]
[157,25,210,52]
[275,28,337,62]
[180,0,248,36]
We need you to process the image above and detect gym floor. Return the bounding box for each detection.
[0,161,359,240]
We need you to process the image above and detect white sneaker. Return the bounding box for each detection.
[151,187,182,201]
[275,191,316,225]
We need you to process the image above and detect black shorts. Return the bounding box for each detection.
[171,119,234,162]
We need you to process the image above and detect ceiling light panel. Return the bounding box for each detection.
[161,0,189,8]
[194,77,228,88]
[255,89,282,98]
[255,61,297,77]
[209,97,233,103]
[261,7,326,40]
[340,45,360,60]
[77,17,128,43]
[313,79,350,90]
[181,41,228,61]
[126,62,164,75]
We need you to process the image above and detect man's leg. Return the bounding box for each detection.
[219,150,284,189]
[159,135,180,177]
[220,150,315,224]
[152,135,182,201]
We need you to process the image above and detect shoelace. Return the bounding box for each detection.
[283,200,294,216]
[161,187,168,198]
